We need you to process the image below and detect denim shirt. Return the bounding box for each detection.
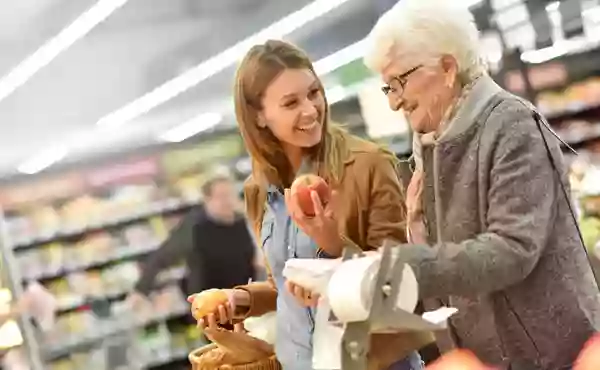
[260,186,422,370]
[261,186,316,370]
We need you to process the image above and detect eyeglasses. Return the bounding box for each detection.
[381,65,422,96]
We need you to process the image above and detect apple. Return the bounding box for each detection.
[290,174,330,217]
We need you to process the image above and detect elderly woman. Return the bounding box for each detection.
[363,0,600,369]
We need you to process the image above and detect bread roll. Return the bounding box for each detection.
[191,289,229,320]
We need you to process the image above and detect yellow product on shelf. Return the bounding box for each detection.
[65,311,88,336]
[47,278,70,298]
[49,359,74,370]
[537,91,567,115]
[78,232,115,263]
[174,173,205,202]
[564,83,590,110]
[39,243,65,274]
[29,206,61,237]
[580,216,600,256]
[148,216,169,241]
[60,195,104,229]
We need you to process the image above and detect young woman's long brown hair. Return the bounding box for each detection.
[233,40,349,189]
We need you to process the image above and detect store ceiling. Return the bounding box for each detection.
[3,0,594,180]
[0,0,383,179]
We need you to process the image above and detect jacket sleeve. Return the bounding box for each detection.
[135,209,197,296]
[364,150,409,249]
[399,103,559,299]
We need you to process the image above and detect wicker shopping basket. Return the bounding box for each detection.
[188,327,282,370]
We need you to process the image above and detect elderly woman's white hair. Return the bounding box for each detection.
[364,0,487,83]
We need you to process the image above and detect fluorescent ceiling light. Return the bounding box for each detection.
[0,0,128,103]
[157,39,368,143]
[520,36,597,64]
[326,86,349,104]
[96,0,351,129]
[314,39,367,75]
[159,112,223,143]
[17,146,69,175]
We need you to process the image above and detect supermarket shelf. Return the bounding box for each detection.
[44,306,190,361]
[563,134,600,151]
[12,199,198,250]
[55,267,187,313]
[23,242,162,282]
[545,103,600,123]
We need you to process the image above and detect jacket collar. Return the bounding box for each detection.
[437,74,503,143]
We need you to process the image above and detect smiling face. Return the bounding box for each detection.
[259,68,325,155]
[381,54,460,135]
[234,40,332,187]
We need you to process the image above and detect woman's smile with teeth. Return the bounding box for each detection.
[296,121,318,132]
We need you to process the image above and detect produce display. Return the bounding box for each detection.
[0,137,247,368]
[47,318,204,370]
[541,76,600,274]
[537,76,600,117]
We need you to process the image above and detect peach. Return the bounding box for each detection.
[290,174,330,217]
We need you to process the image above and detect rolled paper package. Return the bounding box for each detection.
[282,258,342,295]
[326,254,419,322]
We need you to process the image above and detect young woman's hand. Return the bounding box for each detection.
[285,280,320,307]
[187,289,250,329]
[284,188,343,257]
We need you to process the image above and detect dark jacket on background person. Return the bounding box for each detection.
[398,75,600,369]
[135,205,256,298]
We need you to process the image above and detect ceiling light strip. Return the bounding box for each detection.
[0,0,129,103]
[96,0,352,128]
[17,146,69,175]
[19,34,364,174]
[159,112,223,143]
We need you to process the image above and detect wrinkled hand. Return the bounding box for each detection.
[284,188,343,256]
[285,280,319,307]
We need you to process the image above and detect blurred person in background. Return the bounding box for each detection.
[362,0,600,369]
[129,174,258,313]
[189,40,432,370]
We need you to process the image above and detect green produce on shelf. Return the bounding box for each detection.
[580,216,600,258]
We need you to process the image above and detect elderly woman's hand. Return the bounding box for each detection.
[284,188,343,257]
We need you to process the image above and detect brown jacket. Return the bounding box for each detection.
[237,135,434,370]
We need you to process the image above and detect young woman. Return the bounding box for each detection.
[190,40,432,370]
